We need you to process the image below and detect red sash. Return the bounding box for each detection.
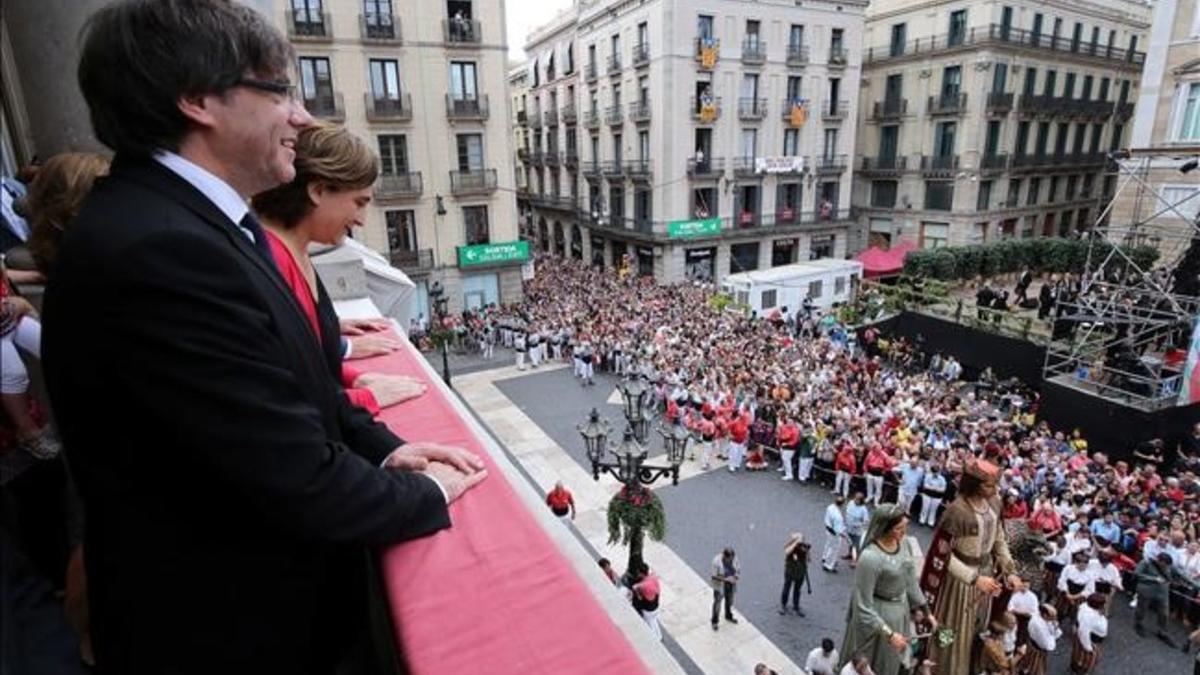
[919,526,955,609]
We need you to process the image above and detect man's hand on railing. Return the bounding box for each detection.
[385,441,489,504]
[347,334,403,359]
[356,373,426,407]
[340,317,392,336]
[422,461,489,504]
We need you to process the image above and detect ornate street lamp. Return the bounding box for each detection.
[616,377,653,442]
[579,408,684,576]
[428,280,451,385]
[658,417,693,473]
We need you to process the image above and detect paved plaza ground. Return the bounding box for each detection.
[433,348,1193,674]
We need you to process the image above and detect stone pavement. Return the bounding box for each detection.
[456,362,1194,675]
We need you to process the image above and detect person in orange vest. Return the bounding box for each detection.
[545,481,575,522]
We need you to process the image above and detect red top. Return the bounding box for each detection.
[835,447,858,473]
[546,487,574,511]
[265,230,379,415]
[776,422,800,448]
[864,448,892,473]
[729,417,750,444]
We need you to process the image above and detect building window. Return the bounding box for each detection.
[1174,83,1200,141]
[783,129,800,156]
[698,14,715,40]
[730,242,760,273]
[761,289,777,310]
[1027,177,1041,205]
[871,180,898,208]
[378,134,409,174]
[385,210,416,253]
[807,280,824,298]
[298,56,333,102]
[924,181,954,211]
[455,134,483,171]
[609,186,625,223]
[463,206,489,245]
[890,23,906,56]
[368,59,401,99]
[947,10,967,46]
[449,61,478,101]
[634,188,651,228]
[810,236,835,260]
[977,180,993,211]
[823,128,838,159]
[1162,185,1200,222]
[835,276,847,296]
[920,221,949,249]
[790,24,806,49]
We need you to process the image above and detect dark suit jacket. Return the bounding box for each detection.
[41,158,450,674]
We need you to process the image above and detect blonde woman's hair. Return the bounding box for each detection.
[251,121,379,228]
[26,152,111,275]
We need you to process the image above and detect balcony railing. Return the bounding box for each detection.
[1017,94,1062,118]
[629,100,651,123]
[928,92,967,116]
[585,62,599,82]
[563,149,579,168]
[364,93,412,122]
[1115,102,1134,121]
[529,150,544,167]
[445,95,489,121]
[686,157,724,178]
[607,54,622,76]
[625,159,651,179]
[865,24,1145,67]
[690,96,722,123]
[303,93,344,121]
[443,18,481,45]
[786,43,809,66]
[582,161,603,178]
[583,108,601,129]
[828,46,848,66]
[732,157,758,177]
[694,37,721,64]
[605,105,624,126]
[815,154,849,173]
[516,147,529,163]
[601,160,624,177]
[633,42,650,67]
[871,98,907,121]
[375,172,423,199]
[545,150,561,167]
[822,100,849,121]
[543,108,558,126]
[560,103,577,124]
[449,169,498,195]
[360,14,400,42]
[986,92,1014,114]
[921,154,960,176]
[742,39,766,64]
[516,110,528,126]
[979,153,1010,173]
[738,97,767,120]
[287,10,331,40]
[528,110,543,129]
[390,248,434,273]
[859,155,908,174]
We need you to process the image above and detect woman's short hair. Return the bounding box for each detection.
[251,122,379,228]
[77,0,292,157]
[26,152,112,275]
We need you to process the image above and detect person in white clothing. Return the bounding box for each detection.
[1022,603,1061,675]
[527,330,542,368]
[821,495,846,573]
[918,466,946,527]
[804,638,839,675]
[1007,576,1039,648]
[1070,594,1108,674]
[896,457,924,516]
[513,330,527,370]
[838,654,875,675]
[1058,552,1094,622]
[1086,551,1123,614]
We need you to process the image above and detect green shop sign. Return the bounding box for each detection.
[457,241,531,267]
[667,218,721,239]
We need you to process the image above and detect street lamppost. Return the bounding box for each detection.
[615,377,655,443]
[578,408,688,576]
[428,280,451,386]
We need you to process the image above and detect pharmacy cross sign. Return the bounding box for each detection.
[457,241,531,267]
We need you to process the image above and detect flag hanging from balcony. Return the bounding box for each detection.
[699,100,718,123]
[789,99,809,127]
[701,44,718,69]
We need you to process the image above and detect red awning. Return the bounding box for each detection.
[855,241,915,278]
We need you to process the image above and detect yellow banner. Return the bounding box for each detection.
[701,46,718,69]
[789,103,808,127]
[699,103,717,123]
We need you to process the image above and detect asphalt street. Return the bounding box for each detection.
[493,366,1193,674]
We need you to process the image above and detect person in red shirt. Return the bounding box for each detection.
[834,443,858,497]
[631,562,663,641]
[728,410,751,472]
[863,443,892,505]
[697,412,717,470]
[777,416,801,481]
[1027,501,1064,538]
[546,481,575,521]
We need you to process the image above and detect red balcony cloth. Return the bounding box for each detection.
[366,336,651,675]
[854,241,916,278]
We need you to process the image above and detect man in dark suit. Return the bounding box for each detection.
[40,2,485,673]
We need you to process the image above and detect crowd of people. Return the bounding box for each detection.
[452,255,1200,672]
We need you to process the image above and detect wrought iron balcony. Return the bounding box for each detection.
[815,154,849,173]
[786,44,809,66]
[633,42,650,67]
[287,9,331,41]
[693,37,721,66]
[986,92,1014,114]
[582,161,603,178]
[742,39,766,65]
[359,14,399,42]
[560,103,577,124]
[585,62,599,83]
[738,97,767,121]
[528,110,543,129]
[1115,102,1134,122]
[516,110,528,126]
[864,24,1145,68]
[607,54,622,76]
[828,46,848,67]
[628,100,651,123]
[375,172,423,199]
[822,100,849,121]
[979,153,1010,174]
[858,155,908,175]
[601,160,624,178]
[871,98,907,121]
[449,169,498,195]
[443,18,481,45]
[928,92,967,116]
[563,150,579,168]
[445,95,489,121]
[1017,94,1059,118]
[686,157,724,178]
[625,159,651,180]
[529,150,545,167]
[690,96,722,123]
[545,150,561,167]
[605,105,624,126]
[390,248,434,273]
[543,108,558,126]
[303,92,344,121]
[921,154,960,176]
[364,93,412,122]
[732,157,758,177]
[583,109,601,129]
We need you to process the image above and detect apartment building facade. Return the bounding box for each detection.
[1107,0,1200,263]
[276,0,523,314]
[852,0,1150,253]
[517,0,867,285]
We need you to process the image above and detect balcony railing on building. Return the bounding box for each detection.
[529,150,545,167]
[375,172,423,199]
[529,110,543,129]
[583,161,603,178]
[928,92,967,116]
[545,150,561,167]
[607,54,622,76]
[1017,94,1059,118]
[583,108,601,129]
[585,61,599,82]
[815,154,849,173]
[687,157,724,178]
[449,169,497,195]
[979,153,1010,174]
[871,98,907,121]
[516,109,528,126]
[742,39,766,65]
[921,154,960,176]
[516,147,529,163]
[690,96,722,123]
[287,9,331,41]
[986,92,1014,114]
[859,155,908,175]
[304,93,345,121]
[364,93,412,122]
[390,248,434,273]
[1115,102,1134,122]
[738,98,767,121]
[605,105,624,126]
[822,100,849,122]
[786,43,809,66]
[560,102,577,124]
[629,100,651,123]
[445,95,489,121]
[360,14,400,42]
[732,157,758,177]
[694,37,721,66]
[865,24,1145,66]
[563,149,579,168]
[625,159,651,181]
[601,160,624,178]
[543,108,558,127]
[443,18,481,45]
[633,42,650,67]
[828,46,848,67]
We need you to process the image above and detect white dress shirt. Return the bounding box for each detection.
[804,647,839,675]
[1028,613,1062,651]
[154,151,250,236]
[1075,604,1107,652]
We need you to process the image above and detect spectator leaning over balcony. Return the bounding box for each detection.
[43,2,486,673]
[251,121,426,415]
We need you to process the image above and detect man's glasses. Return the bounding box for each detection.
[237,77,299,101]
